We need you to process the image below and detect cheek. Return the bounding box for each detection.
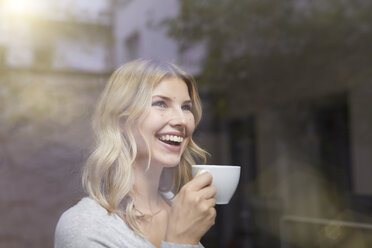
[143,111,164,126]
[187,115,196,134]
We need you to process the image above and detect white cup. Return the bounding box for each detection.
[192,165,241,205]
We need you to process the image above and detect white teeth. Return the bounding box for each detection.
[160,135,184,143]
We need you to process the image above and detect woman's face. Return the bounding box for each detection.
[134,76,196,168]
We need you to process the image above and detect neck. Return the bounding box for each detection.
[132,161,164,213]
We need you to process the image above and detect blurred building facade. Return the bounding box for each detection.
[0,0,113,247]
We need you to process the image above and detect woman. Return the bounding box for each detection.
[55,59,216,248]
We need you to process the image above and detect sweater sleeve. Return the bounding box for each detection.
[161,241,204,248]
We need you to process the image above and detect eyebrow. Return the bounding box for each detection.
[152,95,192,104]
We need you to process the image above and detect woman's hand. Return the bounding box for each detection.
[165,171,217,245]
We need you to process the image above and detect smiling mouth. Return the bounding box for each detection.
[158,135,184,146]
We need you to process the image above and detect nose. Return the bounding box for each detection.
[169,107,187,128]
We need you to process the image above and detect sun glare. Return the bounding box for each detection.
[4,0,46,17]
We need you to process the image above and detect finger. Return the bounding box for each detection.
[204,198,216,208]
[198,185,217,199]
[188,172,213,191]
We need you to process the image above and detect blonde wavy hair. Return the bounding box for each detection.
[82,59,207,235]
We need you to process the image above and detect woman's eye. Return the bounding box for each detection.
[182,104,192,111]
[152,101,167,108]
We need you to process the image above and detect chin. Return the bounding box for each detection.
[155,157,182,168]
[162,160,181,168]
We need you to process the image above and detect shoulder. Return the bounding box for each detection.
[55,197,141,248]
[56,198,103,229]
[57,197,108,222]
[54,198,106,247]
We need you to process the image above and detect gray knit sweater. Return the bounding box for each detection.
[54,197,204,248]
